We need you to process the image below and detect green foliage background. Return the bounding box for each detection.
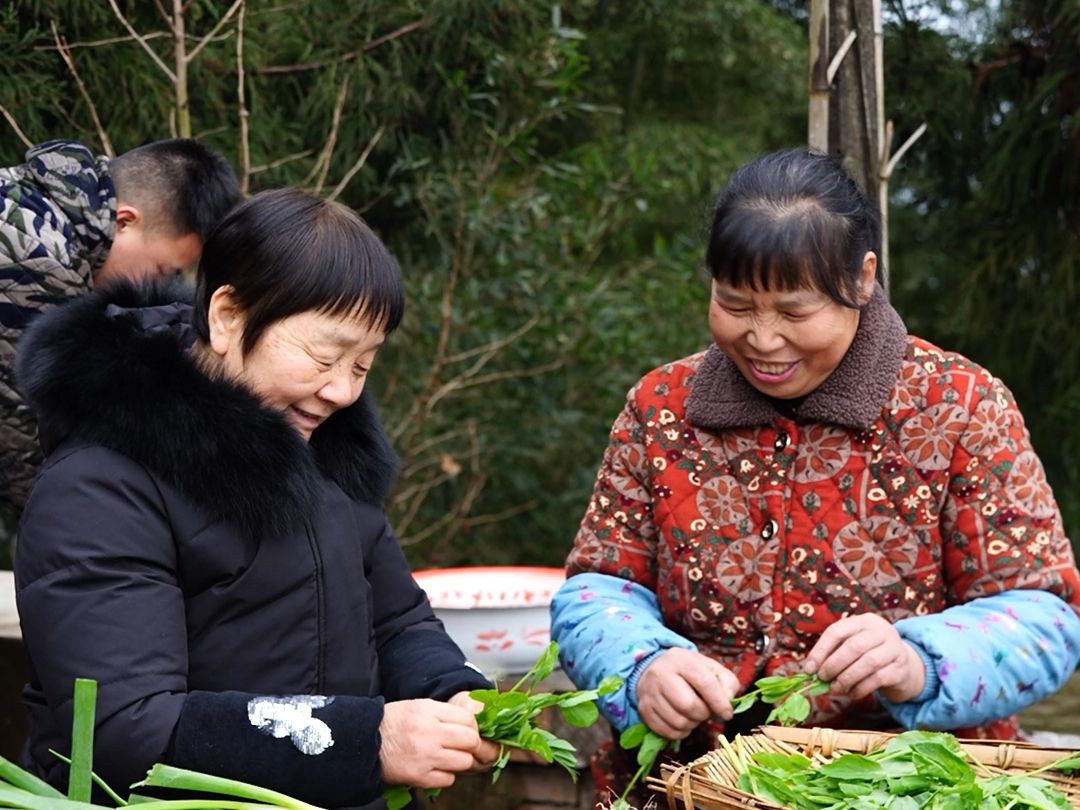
[0,0,1075,567]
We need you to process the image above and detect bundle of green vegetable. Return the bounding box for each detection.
[725,729,1080,810]
[384,641,621,809]
[607,671,832,810]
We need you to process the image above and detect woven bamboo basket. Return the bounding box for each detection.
[648,726,1080,810]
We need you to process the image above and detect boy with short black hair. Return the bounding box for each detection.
[1,137,242,515]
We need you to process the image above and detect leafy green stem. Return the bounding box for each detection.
[729,672,830,727]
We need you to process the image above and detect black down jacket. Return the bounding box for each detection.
[13,280,489,807]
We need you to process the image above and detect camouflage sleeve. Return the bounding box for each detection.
[1,256,80,513]
[0,140,109,514]
[0,260,57,511]
[0,314,42,512]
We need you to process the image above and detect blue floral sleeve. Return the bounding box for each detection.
[880,589,1080,729]
[550,572,695,730]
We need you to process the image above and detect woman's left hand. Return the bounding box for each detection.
[447,691,501,771]
[803,613,926,703]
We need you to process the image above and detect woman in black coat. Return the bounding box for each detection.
[13,188,496,808]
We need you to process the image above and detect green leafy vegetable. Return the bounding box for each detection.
[382,641,620,808]
[608,671,829,808]
[470,642,621,777]
[68,679,97,803]
[731,728,1080,810]
[610,723,676,810]
[729,671,830,726]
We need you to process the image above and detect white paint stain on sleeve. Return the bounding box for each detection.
[247,695,335,755]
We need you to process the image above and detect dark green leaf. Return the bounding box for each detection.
[635,730,667,770]
[816,754,886,781]
[1049,754,1080,773]
[382,786,413,810]
[619,723,647,749]
[559,700,598,727]
[597,675,624,695]
[729,694,758,714]
[751,751,812,772]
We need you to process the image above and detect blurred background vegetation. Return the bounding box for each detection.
[0,0,1076,568]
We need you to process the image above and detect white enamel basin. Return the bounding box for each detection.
[412,566,566,676]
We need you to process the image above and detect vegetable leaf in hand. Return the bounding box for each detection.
[382,642,620,807]
[730,672,829,727]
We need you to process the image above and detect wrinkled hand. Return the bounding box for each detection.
[804,613,926,703]
[635,648,741,740]
[379,698,488,788]
[447,690,501,770]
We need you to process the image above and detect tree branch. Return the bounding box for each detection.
[426,359,565,414]
[235,0,249,194]
[51,22,114,157]
[107,0,178,82]
[36,31,172,50]
[435,425,485,550]
[827,29,858,85]
[884,122,927,177]
[256,16,430,74]
[304,74,350,193]
[463,500,539,529]
[250,149,316,175]
[400,425,486,548]
[186,0,244,63]
[326,125,385,203]
[444,315,540,365]
[0,104,33,149]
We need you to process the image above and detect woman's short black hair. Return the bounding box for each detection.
[191,188,405,353]
[705,148,882,307]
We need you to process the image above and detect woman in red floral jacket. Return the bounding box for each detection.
[550,148,1080,803]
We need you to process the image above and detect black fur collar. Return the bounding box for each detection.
[16,280,398,537]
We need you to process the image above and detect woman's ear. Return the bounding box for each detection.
[857,251,878,304]
[206,285,243,358]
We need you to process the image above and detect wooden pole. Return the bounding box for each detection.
[809,0,829,152]
[873,0,889,290]
[173,0,190,138]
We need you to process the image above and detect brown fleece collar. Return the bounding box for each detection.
[685,286,909,431]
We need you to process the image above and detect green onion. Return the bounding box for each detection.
[68,679,97,803]
[133,765,324,810]
[0,754,65,798]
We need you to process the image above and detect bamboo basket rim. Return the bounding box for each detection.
[649,725,1080,810]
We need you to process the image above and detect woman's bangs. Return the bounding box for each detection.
[708,203,858,305]
[312,229,405,333]
[710,209,816,292]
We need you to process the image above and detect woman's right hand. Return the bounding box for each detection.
[635,648,740,739]
[378,698,487,789]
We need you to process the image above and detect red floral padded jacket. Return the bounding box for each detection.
[566,289,1080,740]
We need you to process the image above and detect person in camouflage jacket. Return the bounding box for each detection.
[0,138,239,517]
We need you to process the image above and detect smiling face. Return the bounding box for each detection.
[708,252,877,400]
[207,287,385,440]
